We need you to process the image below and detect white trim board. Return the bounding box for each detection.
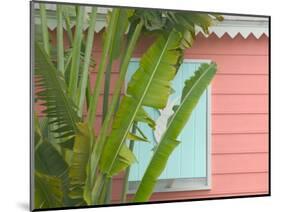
[33,2,269,39]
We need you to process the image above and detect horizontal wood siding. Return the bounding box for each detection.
[111,172,268,202]
[36,30,269,202]
[119,33,268,202]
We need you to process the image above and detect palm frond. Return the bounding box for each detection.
[35,42,80,146]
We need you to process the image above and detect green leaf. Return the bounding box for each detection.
[121,122,137,203]
[184,13,213,34]
[35,171,64,209]
[165,12,223,35]
[131,9,165,31]
[134,63,217,202]
[35,141,69,206]
[68,123,92,199]
[34,114,42,148]
[99,29,184,176]
[135,107,156,129]
[211,13,224,22]
[127,132,148,142]
[35,42,79,146]
[109,145,137,176]
[35,141,68,180]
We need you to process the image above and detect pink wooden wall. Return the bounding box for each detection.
[93,32,269,202]
[115,33,268,202]
[37,30,269,203]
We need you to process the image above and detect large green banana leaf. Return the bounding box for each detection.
[131,9,165,32]
[35,141,69,206]
[99,29,184,175]
[35,171,64,209]
[68,123,92,199]
[109,144,137,176]
[165,12,223,34]
[35,142,68,180]
[165,12,223,48]
[35,42,79,146]
[134,63,217,202]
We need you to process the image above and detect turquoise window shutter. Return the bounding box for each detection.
[126,60,208,182]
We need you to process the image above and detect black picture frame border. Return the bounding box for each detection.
[30,0,271,211]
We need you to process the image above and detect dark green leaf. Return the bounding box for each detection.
[35,42,79,146]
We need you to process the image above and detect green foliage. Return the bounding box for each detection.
[35,141,68,179]
[99,29,184,176]
[102,9,132,121]
[34,141,68,208]
[109,145,137,176]
[39,4,50,55]
[132,9,165,31]
[170,12,223,49]
[35,171,64,209]
[85,15,144,203]
[134,63,217,201]
[56,5,64,73]
[135,107,156,129]
[33,3,221,208]
[87,9,120,126]
[77,7,97,116]
[68,6,85,100]
[69,123,92,199]
[127,132,148,142]
[35,42,79,147]
[109,9,132,60]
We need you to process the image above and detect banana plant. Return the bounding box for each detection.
[134,63,217,201]
[33,2,222,209]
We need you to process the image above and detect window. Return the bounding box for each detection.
[125,59,212,193]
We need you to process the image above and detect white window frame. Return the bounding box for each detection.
[127,59,212,193]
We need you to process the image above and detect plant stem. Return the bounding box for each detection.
[102,57,113,121]
[68,6,85,101]
[87,20,143,200]
[105,179,112,204]
[85,76,91,111]
[86,9,120,127]
[77,7,97,117]
[91,173,106,204]
[39,4,50,55]
[64,14,73,46]
[103,47,126,202]
[85,9,120,193]
[39,4,56,154]
[121,122,137,203]
[56,5,64,73]
[98,177,110,204]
